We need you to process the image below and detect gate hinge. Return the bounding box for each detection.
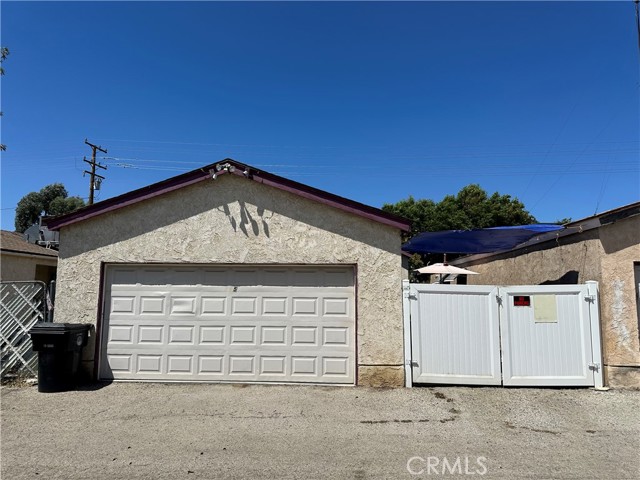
[403,284,416,300]
[410,361,419,368]
[585,295,596,303]
[588,362,600,371]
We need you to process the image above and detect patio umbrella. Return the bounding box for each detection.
[414,263,479,275]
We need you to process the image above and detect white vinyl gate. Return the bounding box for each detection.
[403,281,603,388]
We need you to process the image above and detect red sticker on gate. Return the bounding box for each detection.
[514,296,531,306]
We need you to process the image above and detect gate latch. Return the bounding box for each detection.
[588,362,600,371]
[410,361,419,368]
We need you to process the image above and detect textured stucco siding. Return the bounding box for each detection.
[0,253,57,282]
[598,216,640,386]
[462,232,603,287]
[55,175,405,386]
[457,216,640,388]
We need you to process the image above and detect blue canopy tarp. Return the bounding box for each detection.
[402,224,564,254]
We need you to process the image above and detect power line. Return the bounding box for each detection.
[522,102,577,196]
[93,137,640,151]
[105,161,637,177]
[531,112,620,210]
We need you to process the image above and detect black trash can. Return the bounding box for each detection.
[30,323,91,393]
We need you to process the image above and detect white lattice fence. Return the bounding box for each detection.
[1,282,48,377]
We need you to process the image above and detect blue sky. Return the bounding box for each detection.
[1,1,638,231]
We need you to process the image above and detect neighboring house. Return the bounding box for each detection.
[48,159,411,387]
[451,202,640,388]
[0,230,58,283]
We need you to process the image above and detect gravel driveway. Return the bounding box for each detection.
[1,382,638,479]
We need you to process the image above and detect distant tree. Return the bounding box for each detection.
[555,217,572,225]
[14,183,85,232]
[48,196,85,216]
[382,184,536,278]
[1,46,9,152]
[380,196,438,242]
[14,192,43,234]
[383,184,536,234]
[38,184,69,207]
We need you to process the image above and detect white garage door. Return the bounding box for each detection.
[100,265,355,384]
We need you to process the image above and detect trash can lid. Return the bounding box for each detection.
[30,322,91,334]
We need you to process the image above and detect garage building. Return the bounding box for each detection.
[48,159,410,387]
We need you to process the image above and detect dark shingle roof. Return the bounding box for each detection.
[0,230,58,257]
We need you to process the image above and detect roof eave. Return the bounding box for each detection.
[47,159,411,232]
[1,248,58,259]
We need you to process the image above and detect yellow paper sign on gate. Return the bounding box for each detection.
[534,295,558,323]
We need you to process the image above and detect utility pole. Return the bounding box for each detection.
[84,139,107,205]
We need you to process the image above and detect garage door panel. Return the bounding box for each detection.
[137,354,163,374]
[101,265,355,384]
[199,355,225,374]
[231,297,258,315]
[262,297,288,315]
[108,325,134,343]
[103,352,353,382]
[169,297,197,315]
[168,325,196,344]
[200,326,226,344]
[111,296,136,315]
[140,296,166,315]
[323,357,350,376]
[107,354,133,373]
[106,323,353,349]
[201,297,227,315]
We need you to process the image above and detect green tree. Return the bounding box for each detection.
[48,196,85,216]
[14,183,85,232]
[383,184,535,234]
[38,184,68,207]
[1,46,9,152]
[14,192,43,234]
[380,195,438,242]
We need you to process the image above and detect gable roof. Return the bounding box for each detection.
[1,230,58,258]
[47,159,411,232]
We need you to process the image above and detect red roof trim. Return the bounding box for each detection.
[47,167,212,230]
[47,159,410,232]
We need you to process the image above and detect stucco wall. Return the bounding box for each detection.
[55,175,405,386]
[0,253,57,282]
[598,216,640,387]
[458,215,640,388]
[463,231,603,287]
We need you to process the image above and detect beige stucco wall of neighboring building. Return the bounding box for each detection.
[458,215,640,388]
[0,253,57,282]
[598,216,640,387]
[55,175,406,387]
[463,231,603,287]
